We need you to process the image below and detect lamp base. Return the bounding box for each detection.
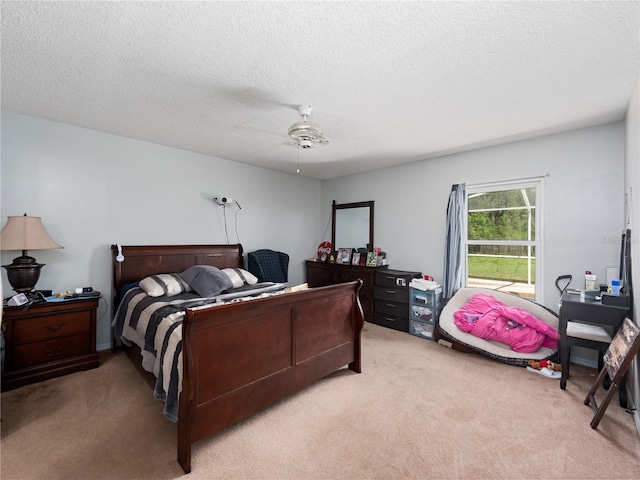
[2,253,45,294]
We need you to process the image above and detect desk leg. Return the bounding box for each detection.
[619,377,628,408]
[560,337,569,390]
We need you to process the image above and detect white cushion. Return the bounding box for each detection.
[139,273,192,297]
[566,321,612,343]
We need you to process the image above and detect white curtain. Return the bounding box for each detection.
[443,184,466,299]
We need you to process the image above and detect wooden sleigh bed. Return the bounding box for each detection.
[111,244,364,473]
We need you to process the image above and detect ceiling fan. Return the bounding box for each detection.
[243,105,329,173]
[287,105,329,148]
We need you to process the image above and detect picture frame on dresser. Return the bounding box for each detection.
[352,252,361,266]
[337,248,352,265]
[366,252,378,267]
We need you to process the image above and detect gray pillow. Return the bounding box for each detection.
[179,265,233,297]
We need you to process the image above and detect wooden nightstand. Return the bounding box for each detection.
[2,298,99,391]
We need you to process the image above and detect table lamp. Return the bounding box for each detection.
[0,214,64,296]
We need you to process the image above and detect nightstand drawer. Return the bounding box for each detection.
[13,312,92,344]
[12,334,91,368]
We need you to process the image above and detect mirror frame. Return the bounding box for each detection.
[331,200,374,253]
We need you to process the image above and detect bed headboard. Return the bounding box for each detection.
[111,244,244,297]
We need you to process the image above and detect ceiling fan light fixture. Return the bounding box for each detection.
[287,105,329,145]
[288,121,323,139]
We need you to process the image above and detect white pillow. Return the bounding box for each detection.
[139,273,192,297]
[222,268,258,288]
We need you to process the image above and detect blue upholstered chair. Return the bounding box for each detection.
[247,249,289,283]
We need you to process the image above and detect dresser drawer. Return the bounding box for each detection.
[306,263,334,287]
[375,299,409,318]
[375,269,421,288]
[374,286,409,303]
[373,312,409,332]
[12,334,91,368]
[12,312,91,344]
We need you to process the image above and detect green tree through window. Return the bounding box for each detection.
[466,183,541,299]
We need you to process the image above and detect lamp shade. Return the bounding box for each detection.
[0,215,64,251]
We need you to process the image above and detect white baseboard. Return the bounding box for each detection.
[569,345,599,369]
[569,356,597,369]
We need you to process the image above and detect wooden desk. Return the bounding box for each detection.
[558,292,628,390]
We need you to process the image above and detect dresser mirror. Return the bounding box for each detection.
[331,200,374,252]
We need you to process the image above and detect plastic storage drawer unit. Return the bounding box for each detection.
[408,287,442,341]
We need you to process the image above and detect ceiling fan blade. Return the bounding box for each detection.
[234,124,287,138]
[246,141,296,156]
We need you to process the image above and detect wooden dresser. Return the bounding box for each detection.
[2,298,99,391]
[305,260,388,322]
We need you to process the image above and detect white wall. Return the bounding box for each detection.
[322,122,626,312]
[1,112,322,351]
[624,80,640,435]
[2,112,628,364]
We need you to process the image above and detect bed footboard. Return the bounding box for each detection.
[177,280,364,473]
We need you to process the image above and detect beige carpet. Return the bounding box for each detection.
[2,322,639,480]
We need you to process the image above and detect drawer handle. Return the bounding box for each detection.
[44,347,64,357]
[385,290,396,294]
[44,323,65,332]
[385,317,396,322]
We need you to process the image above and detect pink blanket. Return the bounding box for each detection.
[453,293,559,353]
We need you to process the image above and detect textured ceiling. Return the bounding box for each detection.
[2,1,639,180]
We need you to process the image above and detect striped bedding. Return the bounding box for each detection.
[112,282,286,422]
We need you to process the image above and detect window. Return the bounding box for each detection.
[465,179,543,301]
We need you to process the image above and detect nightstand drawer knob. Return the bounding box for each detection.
[44,323,65,333]
[44,347,64,357]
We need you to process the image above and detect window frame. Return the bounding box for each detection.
[464,177,545,303]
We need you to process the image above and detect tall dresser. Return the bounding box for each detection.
[373,269,421,332]
[305,260,388,323]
